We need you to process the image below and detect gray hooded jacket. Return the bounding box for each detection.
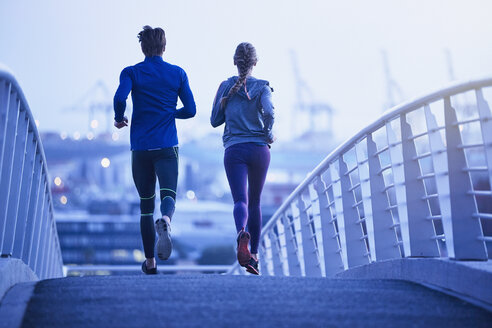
[211,76,274,149]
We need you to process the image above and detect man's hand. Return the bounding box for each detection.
[114,116,128,129]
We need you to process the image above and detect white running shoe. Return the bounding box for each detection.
[155,216,172,260]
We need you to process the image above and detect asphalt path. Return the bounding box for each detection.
[20,275,492,327]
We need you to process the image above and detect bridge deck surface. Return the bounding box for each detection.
[19,275,491,327]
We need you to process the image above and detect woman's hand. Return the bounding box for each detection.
[114,116,128,129]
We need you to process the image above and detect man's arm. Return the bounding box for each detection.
[175,70,196,119]
[113,67,132,123]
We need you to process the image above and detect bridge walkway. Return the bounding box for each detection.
[3,275,491,328]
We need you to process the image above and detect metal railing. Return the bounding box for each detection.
[0,65,64,279]
[229,77,492,276]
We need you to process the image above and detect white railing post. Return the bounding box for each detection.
[296,195,322,276]
[334,157,370,268]
[289,202,305,275]
[57,237,64,277]
[358,134,400,261]
[424,105,452,256]
[312,175,344,276]
[282,214,302,276]
[443,97,487,260]
[21,154,42,263]
[0,95,20,255]
[0,81,11,175]
[50,236,58,278]
[12,133,36,258]
[475,89,492,191]
[259,236,272,276]
[33,191,49,275]
[275,220,289,275]
[28,181,46,267]
[40,221,52,280]
[268,229,284,276]
[385,121,404,251]
[400,114,440,257]
[331,163,348,269]
[52,225,60,277]
[37,206,51,278]
[3,109,29,255]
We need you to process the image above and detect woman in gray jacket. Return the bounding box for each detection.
[211,42,274,274]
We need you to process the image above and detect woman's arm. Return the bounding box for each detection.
[175,70,196,119]
[210,81,228,127]
[260,85,275,143]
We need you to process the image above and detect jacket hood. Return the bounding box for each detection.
[225,76,270,100]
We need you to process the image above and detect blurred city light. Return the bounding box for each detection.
[133,249,145,262]
[60,195,67,205]
[95,271,111,276]
[60,131,68,140]
[90,119,99,129]
[73,131,81,140]
[87,132,95,140]
[54,177,62,186]
[112,249,128,258]
[186,190,196,200]
[112,132,119,141]
[35,120,40,127]
[101,157,110,168]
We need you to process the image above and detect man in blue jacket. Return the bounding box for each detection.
[114,25,196,274]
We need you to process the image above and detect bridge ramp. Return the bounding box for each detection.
[7,275,492,327]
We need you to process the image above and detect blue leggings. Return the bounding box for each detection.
[132,147,178,258]
[224,143,270,254]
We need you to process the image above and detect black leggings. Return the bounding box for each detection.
[132,147,178,258]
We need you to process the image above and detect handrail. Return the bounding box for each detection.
[0,64,64,279]
[228,77,492,276]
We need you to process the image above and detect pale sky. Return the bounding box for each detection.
[1,0,492,144]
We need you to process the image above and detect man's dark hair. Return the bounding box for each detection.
[137,25,166,57]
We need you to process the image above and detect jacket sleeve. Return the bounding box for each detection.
[260,85,275,143]
[210,81,229,127]
[175,70,196,119]
[113,67,133,122]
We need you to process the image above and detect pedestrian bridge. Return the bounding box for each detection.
[0,66,491,326]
